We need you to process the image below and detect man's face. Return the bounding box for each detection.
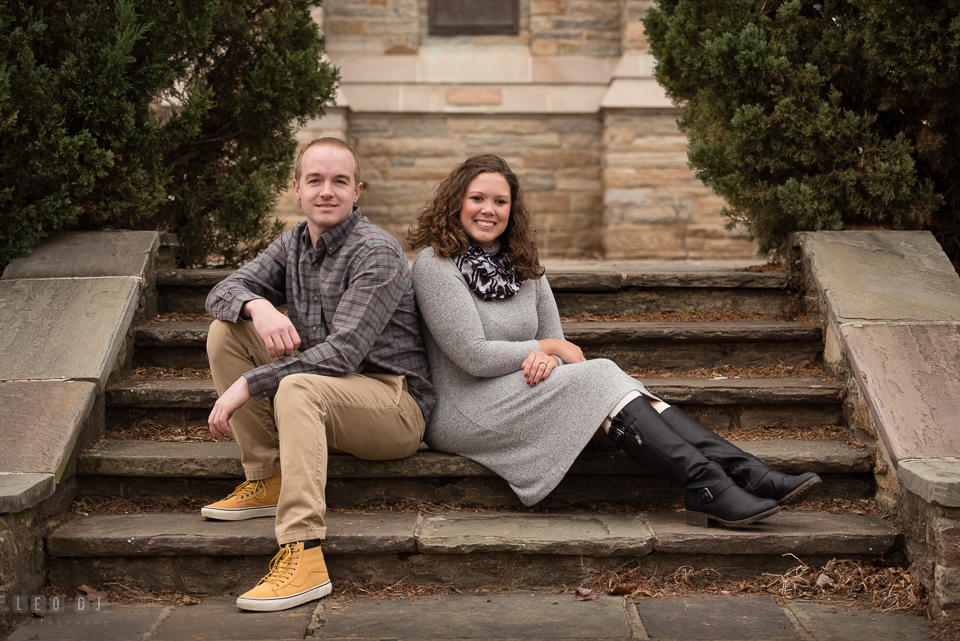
[293,144,362,243]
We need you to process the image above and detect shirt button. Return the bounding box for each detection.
[312,296,318,302]
[312,261,318,267]
[312,326,317,331]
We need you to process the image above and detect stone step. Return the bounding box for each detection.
[77,439,873,506]
[46,509,903,594]
[156,269,799,316]
[105,377,845,431]
[133,320,823,371]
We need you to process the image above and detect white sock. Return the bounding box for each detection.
[652,401,671,414]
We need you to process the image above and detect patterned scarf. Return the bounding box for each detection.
[454,244,526,301]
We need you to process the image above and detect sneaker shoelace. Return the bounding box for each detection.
[258,544,299,587]
[226,479,268,500]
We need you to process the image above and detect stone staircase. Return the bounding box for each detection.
[44,267,902,596]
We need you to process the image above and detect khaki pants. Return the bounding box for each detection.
[207,320,425,544]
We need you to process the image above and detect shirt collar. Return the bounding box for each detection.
[301,207,362,255]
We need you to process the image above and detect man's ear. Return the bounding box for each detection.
[354,182,363,202]
[293,179,301,200]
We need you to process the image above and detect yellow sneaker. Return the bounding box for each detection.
[201,471,281,520]
[236,541,332,612]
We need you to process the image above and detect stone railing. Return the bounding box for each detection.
[793,231,960,615]
[0,231,161,625]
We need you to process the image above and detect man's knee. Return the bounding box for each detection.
[276,374,324,407]
[207,319,237,357]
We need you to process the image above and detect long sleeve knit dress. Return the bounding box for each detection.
[411,246,657,505]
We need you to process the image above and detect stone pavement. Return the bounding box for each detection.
[7,592,932,641]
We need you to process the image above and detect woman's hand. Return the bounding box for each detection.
[538,338,586,364]
[522,349,560,386]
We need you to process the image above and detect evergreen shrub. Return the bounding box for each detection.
[0,0,337,268]
[644,0,960,261]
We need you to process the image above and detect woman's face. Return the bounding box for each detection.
[458,172,511,247]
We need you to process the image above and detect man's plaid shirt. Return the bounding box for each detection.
[205,209,436,420]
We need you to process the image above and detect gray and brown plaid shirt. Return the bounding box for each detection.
[205,209,435,420]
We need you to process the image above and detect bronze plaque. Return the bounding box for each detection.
[429,0,519,35]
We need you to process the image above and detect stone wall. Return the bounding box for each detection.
[273,0,759,260]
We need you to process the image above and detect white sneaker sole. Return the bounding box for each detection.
[236,580,332,612]
[200,505,277,521]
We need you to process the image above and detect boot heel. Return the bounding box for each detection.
[684,511,719,527]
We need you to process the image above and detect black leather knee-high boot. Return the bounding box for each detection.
[658,407,821,505]
[609,398,780,527]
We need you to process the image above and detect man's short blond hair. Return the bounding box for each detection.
[294,137,361,185]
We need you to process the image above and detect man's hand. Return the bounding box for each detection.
[538,338,586,364]
[208,376,252,438]
[245,298,301,358]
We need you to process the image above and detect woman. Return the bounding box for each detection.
[407,154,820,527]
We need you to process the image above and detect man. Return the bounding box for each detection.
[202,137,435,612]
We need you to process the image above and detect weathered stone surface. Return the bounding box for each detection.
[0,474,54,514]
[1,231,159,281]
[80,441,245,478]
[417,512,653,556]
[317,593,632,639]
[0,278,140,391]
[47,512,418,557]
[156,268,232,288]
[554,288,796,316]
[135,322,209,347]
[133,318,824,371]
[565,320,820,343]
[637,595,800,641]
[935,563,960,612]
[8,603,168,641]
[621,272,795,289]
[545,272,622,291]
[646,510,902,556]
[105,377,843,409]
[81,439,868,483]
[643,377,843,405]
[899,459,960,507]
[0,381,97,478]
[152,597,313,641]
[106,379,216,408]
[785,601,931,641]
[796,231,960,323]
[840,323,960,464]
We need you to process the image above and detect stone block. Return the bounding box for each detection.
[417,512,653,556]
[2,231,158,281]
[47,512,419,557]
[647,510,902,556]
[465,132,561,151]
[0,381,97,480]
[0,474,55,513]
[526,149,601,170]
[935,564,960,612]
[9,603,168,641]
[151,597,312,641]
[797,231,960,323]
[840,323,960,464]
[446,118,548,135]
[900,459,960,507]
[638,596,798,641]
[0,278,140,391]
[325,18,365,35]
[316,594,632,639]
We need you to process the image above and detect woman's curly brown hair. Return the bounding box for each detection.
[407,154,544,279]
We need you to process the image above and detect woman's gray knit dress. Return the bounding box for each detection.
[411,246,657,506]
